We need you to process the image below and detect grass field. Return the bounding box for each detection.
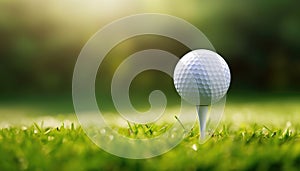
[0,93,300,171]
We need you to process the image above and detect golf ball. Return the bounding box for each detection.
[173,49,230,105]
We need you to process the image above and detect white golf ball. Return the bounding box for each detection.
[173,49,231,105]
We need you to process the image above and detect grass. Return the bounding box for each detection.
[0,122,300,171]
[0,93,300,170]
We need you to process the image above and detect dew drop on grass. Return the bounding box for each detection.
[192,144,198,151]
[100,128,106,135]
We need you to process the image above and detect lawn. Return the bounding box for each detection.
[0,93,300,171]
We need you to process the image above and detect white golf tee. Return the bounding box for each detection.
[197,105,209,140]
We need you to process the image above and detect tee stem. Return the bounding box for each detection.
[196,105,209,140]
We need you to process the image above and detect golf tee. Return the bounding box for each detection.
[197,105,209,140]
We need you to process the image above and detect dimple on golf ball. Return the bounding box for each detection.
[173,49,231,105]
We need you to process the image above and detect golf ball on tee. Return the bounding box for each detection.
[173,49,231,105]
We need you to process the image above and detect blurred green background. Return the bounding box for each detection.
[0,1,300,115]
[1,2,300,170]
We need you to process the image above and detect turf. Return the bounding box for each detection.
[0,122,299,171]
[0,93,300,171]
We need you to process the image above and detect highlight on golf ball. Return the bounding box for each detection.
[173,49,231,105]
